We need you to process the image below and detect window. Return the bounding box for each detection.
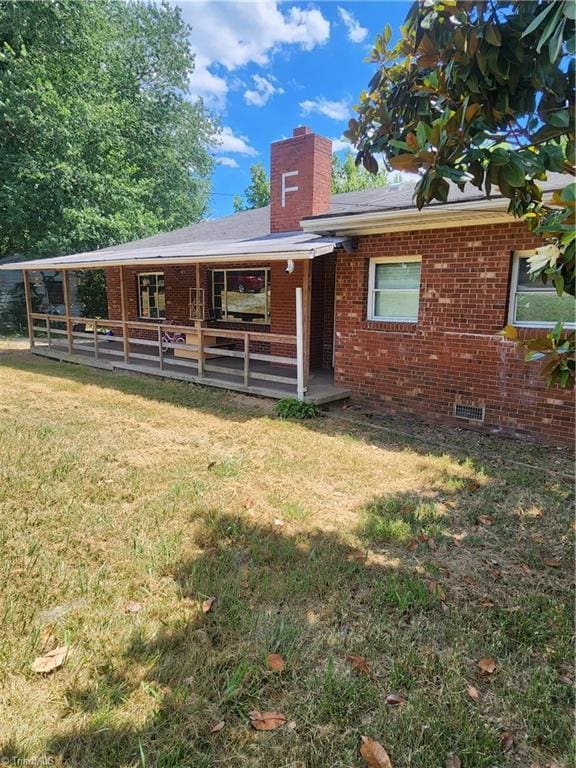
[509,252,575,328]
[212,268,270,324]
[368,256,421,322]
[138,273,165,319]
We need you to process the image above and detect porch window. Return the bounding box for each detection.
[509,252,575,328]
[367,256,421,322]
[212,268,270,324]
[138,272,165,319]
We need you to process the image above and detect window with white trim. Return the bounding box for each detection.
[509,252,575,329]
[367,256,421,322]
[137,272,165,319]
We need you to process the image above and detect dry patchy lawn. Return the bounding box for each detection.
[0,343,573,768]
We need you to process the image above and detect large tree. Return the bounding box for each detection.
[0,0,217,259]
[346,0,575,386]
[233,162,270,212]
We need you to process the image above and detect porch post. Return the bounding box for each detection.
[119,265,129,364]
[302,260,312,390]
[62,270,73,355]
[295,286,305,401]
[22,270,34,349]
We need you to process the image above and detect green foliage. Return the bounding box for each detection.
[0,0,217,261]
[233,162,270,212]
[0,280,41,334]
[276,398,320,420]
[76,270,107,318]
[331,152,389,194]
[348,0,575,387]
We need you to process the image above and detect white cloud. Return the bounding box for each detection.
[215,126,258,156]
[300,97,350,121]
[217,157,240,168]
[244,74,284,107]
[331,136,353,153]
[337,7,368,44]
[185,2,330,107]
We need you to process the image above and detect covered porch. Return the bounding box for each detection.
[15,233,351,405]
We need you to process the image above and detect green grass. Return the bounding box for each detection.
[0,343,573,768]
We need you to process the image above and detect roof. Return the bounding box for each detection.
[0,233,345,271]
[0,172,568,271]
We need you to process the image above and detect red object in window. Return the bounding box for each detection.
[227,274,263,293]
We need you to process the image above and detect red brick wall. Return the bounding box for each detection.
[270,127,332,233]
[334,221,574,446]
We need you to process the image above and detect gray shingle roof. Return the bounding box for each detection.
[97,172,567,255]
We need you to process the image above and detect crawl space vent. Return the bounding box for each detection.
[454,403,485,422]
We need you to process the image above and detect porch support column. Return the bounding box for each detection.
[119,265,129,364]
[295,286,305,401]
[302,259,312,390]
[22,270,34,349]
[62,270,73,355]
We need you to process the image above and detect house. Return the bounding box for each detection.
[1,126,574,446]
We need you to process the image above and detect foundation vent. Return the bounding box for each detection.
[454,403,485,422]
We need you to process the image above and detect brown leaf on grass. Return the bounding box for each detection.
[477,657,497,674]
[427,537,437,550]
[500,731,514,753]
[478,515,494,525]
[31,645,69,674]
[427,580,446,601]
[360,736,393,768]
[480,599,495,608]
[542,557,561,568]
[248,710,287,730]
[385,693,406,706]
[406,539,419,551]
[266,653,285,672]
[467,684,481,702]
[202,597,216,613]
[210,720,225,734]
[124,600,141,614]
[347,549,367,563]
[489,568,502,580]
[346,654,370,674]
[445,754,461,768]
[530,533,545,544]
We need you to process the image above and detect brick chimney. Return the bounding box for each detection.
[270,126,332,233]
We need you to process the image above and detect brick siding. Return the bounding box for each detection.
[334,221,574,446]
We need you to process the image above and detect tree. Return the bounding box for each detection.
[331,152,389,194]
[346,0,575,386]
[0,0,217,261]
[233,163,270,212]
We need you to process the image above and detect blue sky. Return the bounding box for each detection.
[176,1,410,217]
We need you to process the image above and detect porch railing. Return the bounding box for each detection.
[29,301,306,399]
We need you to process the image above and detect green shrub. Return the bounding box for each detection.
[276,398,320,420]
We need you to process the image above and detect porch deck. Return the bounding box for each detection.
[29,319,350,405]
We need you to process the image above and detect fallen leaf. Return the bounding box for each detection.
[542,557,561,568]
[427,580,446,601]
[347,549,367,563]
[248,710,287,730]
[124,600,141,614]
[478,515,494,525]
[480,599,495,608]
[427,538,437,550]
[477,657,497,674]
[467,684,481,702]
[385,693,406,706]
[267,653,285,672]
[445,754,461,768]
[202,597,216,613]
[360,736,393,768]
[406,539,419,551]
[346,654,370,674]
[31,645,69,674]
[530,533,545,544]
[210,720,225,734]
[207,461,216,470]
[500,731,514,753]
[489,568,502,580]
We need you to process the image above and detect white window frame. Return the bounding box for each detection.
[211,267,271,324]
[137,272,166,320]
[367,255,422,323]
[509,250,575,329]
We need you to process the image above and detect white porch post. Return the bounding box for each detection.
[295,286,305,401]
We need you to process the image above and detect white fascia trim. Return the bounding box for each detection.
[1,247,334,272]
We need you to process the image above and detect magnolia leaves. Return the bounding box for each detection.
[31,645,69,674]
[360,736,393,768]
[249,710,287,731]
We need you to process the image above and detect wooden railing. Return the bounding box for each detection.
[29,307,306,399]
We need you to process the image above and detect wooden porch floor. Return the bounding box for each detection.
[31,339,351,405]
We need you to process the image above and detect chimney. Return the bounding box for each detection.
[270,126,332,233]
